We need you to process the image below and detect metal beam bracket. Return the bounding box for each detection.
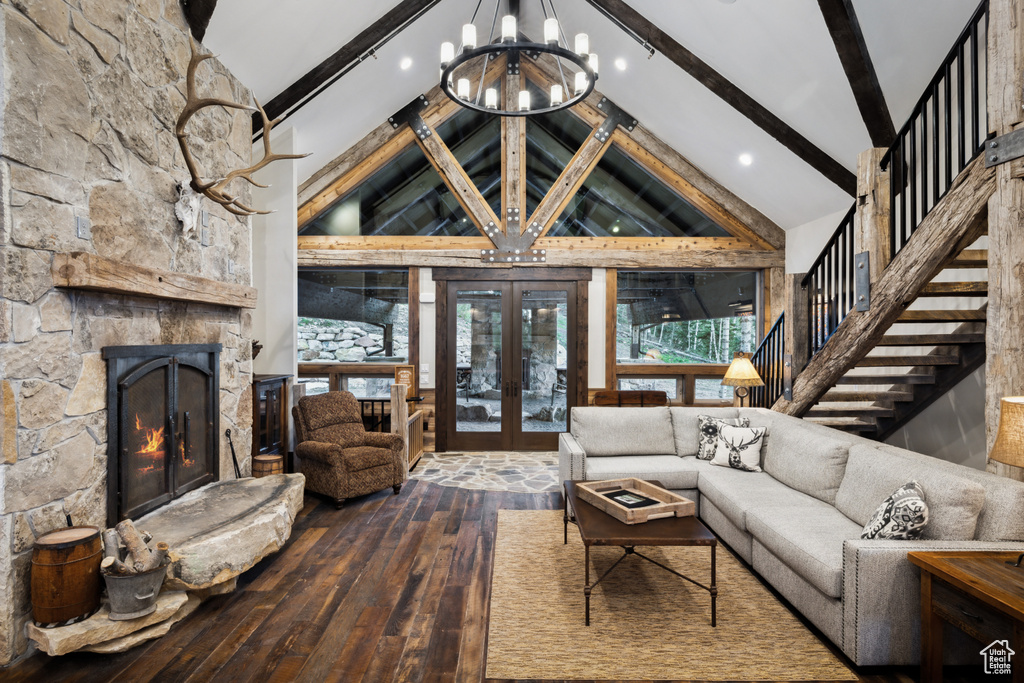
[783,354,793,401]
[985,130,1024,167]
[388,95,430,131]
[594,97,638,141]
[855,251,871,311]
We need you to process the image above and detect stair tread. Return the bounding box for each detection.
[919,282,988,296]
[897,310,987,322]
[946,249,988,268]
[856,355,959,366]
[805,418,876,431]
[806,406,895,417]
[821,390,914,402]
[878,333,986,346]
[836,374,936,385]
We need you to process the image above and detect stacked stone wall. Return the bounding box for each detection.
[0,0,255,665]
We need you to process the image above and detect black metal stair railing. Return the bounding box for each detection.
[749,312,785,409]
[800,205,857,358]
[882,0,989,259]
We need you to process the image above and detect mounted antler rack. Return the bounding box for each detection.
[175,38,309,217]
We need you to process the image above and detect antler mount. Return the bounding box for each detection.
[175,38,309,217]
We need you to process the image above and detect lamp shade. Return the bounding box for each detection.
[989,397,1024,468]
[721,353,764,388]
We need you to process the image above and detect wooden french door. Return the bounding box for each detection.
[435,269,588,451]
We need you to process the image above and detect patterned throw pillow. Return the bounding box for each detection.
[696,415,750,460]
[861,481,929,540]
[710,424,767,472]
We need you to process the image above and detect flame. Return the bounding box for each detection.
[179,439,196,468]
[134,414,166,475]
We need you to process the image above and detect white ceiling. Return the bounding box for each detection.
[204,0,980,232]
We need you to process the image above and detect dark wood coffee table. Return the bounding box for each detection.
[563,479,718,626]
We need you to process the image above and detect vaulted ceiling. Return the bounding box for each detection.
[203,0,979,231]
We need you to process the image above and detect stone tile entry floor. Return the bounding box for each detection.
[410,452,559,493]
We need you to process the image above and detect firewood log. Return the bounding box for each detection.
[102,529,120,560]
[100,556,130,575]
[140,530,153,544]
[141,542,169,572]
[114,519,151,571]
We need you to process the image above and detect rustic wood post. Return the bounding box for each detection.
[391,383,409,470]
[855,148,891,285]
[986,0,1024,480]
[768,267,786,327]
[784,273,810,374]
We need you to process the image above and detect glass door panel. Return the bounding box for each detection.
[449,286,509,450]
[518,287,569,440]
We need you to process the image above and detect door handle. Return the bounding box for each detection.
[513,380,519,397]
[505,381,510,397]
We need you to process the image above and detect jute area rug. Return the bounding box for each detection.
[486,510,857,681]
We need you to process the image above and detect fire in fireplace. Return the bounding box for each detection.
[103,344,221,524]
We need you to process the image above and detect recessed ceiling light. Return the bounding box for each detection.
[738,153,753,166]
[400,57,413,70]
[614,58,627,71]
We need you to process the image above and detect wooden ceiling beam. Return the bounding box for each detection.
[254,0,444,136]
[817,0,896,147]
[584,0,857,195]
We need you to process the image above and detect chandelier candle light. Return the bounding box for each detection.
[440,0,598,116]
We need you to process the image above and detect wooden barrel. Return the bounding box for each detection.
[253,454,284,478]
[31,526,102,626]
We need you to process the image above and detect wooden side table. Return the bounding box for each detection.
[908,551,1024,682]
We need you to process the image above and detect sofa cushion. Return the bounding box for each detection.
[861,481,929,540]
[751,412,851,506]
[584,455,703,491]
[697,415,750,460]
[711,424,767,472]
[874,442,1024,542]
[746,505,863,599]
[570,407,675,456]
[836,444,986,540]
[670,407,739,457]
[696,466,812,531]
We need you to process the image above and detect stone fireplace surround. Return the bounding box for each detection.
[0,1,261,665]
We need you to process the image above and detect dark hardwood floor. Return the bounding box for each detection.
[2,480,965,682]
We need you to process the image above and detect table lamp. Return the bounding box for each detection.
[989,396,1024,469]
[721,352,764,407]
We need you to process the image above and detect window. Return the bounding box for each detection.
[616,270,759,364]
[298,269,410,364]
[436,91,502,217]
[524,80,592,217]
[617,377,679,399]
[551,144,733,238]
[298,144,476,237]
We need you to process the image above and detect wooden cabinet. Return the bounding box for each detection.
[252,374,291,463]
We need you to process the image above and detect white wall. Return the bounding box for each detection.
[419,268,436,389]
[785,208,850,274]
[885,366,987,470]
[589,269,606,389]
[252,126,299,378]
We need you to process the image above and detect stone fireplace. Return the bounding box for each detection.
[0,1,258,665]
[104,344,222,524]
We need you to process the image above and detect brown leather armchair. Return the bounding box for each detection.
[292,391,406,508]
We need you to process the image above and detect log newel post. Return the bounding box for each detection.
[985,0,1024,481]
[391,383,410,472]
[855,147,891,287]
[783,273,810,376]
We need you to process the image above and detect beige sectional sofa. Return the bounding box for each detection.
[558,406,1024,667]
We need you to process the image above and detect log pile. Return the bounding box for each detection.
[99,520,171,576]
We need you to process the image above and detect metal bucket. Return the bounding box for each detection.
[102,565,166,621]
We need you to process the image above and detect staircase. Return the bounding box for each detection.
[804,242,988,439]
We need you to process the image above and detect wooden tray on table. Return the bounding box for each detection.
[576,478,695,524]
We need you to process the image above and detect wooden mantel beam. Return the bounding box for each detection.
[584,0,857,195]
[816,0,896,147]
[52,252,258,309]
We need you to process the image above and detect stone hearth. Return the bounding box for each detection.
[24,474,304,656]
